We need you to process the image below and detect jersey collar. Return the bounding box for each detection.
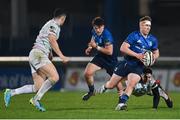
[52,19,60,27]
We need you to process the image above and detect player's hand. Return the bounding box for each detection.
[135,53,144,62]
[89,40,97,48]
[85,47,92,55]
[152,54,156,64]
[61,56,69,63]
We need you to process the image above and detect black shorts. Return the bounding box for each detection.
[90,56,118,76]
[114,61,144,77]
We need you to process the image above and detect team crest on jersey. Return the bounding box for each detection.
[50,26,56,33]
[148,41,152,46]
[137,40,142,43]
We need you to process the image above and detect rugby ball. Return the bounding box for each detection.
[143,51,154,67]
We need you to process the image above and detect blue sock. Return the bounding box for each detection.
[119,94,129,103]
[88,85,94,93]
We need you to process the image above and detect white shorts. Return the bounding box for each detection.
[29,49,52,73]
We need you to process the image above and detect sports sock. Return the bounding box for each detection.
[119,93,129,104]
[11,85,37,96]
[104,85,107,90]
[88,85,94,93]
[34,79,55,101]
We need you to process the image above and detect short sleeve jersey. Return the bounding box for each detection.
[34,19,61,55]
[124,31,158,65]
[91,28,117,61]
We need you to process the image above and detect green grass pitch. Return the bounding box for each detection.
[0,91,179,119]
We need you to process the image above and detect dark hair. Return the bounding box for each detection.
[92,17,105,26]
[139,16,152,22]
[53,8,66,18]
[143,68,152,74]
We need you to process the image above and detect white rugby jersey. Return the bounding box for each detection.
[33,19,61,55]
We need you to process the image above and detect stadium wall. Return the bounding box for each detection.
[0,57,180,91]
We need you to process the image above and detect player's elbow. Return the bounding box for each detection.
[107,50,113,55]
[120,42,129,53]
[120,46,126,53]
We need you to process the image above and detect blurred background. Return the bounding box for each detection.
[0,0,180,91]
[1,0,180,56]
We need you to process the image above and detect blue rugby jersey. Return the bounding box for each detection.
[91,28,117,61]
[124,31,158,66]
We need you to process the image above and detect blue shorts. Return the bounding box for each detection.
[113,61,145,77]
[90,56,118,76]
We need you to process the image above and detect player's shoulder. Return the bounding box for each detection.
[103,28,110,33]
[148,34,158,41]
[103,28,112,37]
[127,31,140,39]
[46,19,59,28]
[148,34,157,39]
[128,31,139,36]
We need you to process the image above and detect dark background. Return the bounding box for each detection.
[0,0,180,56]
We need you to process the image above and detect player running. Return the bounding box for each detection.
[97,68,173,109]
[95,16,160,110]
[4,8,69,112]
[82,17,118,101]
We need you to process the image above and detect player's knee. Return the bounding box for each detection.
[32,73,39,80]
[50,74,59,82]
[84,71,93,78]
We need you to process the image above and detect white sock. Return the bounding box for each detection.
[34,79,55,101]
[11,85,37,96]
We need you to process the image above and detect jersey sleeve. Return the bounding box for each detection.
[103,30,113,45]
[48,23,59,38]
[151,37,158,51]
[125,32,135,45]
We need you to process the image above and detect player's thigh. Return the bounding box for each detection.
[39,63,59,82]
[127,73,141,87]
[84,63,101,76]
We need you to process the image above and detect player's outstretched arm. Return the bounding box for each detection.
[48,34,69,63]
[151,87,160,109]
[158,85,173,108]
